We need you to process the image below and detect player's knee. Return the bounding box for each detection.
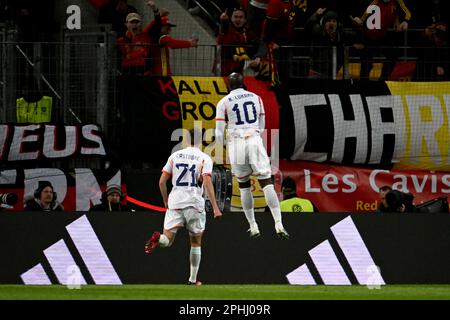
[258,177,273,189]
[190,236,202,247]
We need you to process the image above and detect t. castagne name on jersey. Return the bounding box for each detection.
[177,153,201,161]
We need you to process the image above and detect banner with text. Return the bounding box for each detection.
[0,124,107,163]
[119,76,278,165]
[280,160,450,212]
[278,80,450,171]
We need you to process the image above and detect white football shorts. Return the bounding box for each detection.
[227,134,272,182]
[164,207,206,235]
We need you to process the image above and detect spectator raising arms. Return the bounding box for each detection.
[148,16,198,76]
[217,8,266,76]
[116,12,152,76]
[306,9,362,79]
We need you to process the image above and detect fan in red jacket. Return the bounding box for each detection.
[148,16,198,76]
[217,8,266,76]
[116,12,152,75]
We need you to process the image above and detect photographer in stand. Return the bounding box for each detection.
[384,190,416,213]
[24,181,64,212]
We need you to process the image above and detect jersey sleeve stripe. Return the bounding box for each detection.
[200,159,205,176]
[258,97,263,114]
[162,170,172,176]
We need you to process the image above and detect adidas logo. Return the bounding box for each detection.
[286,216,385,286]
[21,215,122,285]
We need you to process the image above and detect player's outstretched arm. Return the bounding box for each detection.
[159,172,170,209]
[203,174,222,219]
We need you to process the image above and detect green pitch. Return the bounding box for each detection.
[1,285,450,300]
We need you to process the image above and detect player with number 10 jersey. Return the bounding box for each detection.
[215,72,289,240]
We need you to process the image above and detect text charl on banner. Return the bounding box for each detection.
[280,160,450,212]
[278,80,450,171]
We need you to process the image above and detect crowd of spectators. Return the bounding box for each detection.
[1,0,448,82]
[210,0,449,83]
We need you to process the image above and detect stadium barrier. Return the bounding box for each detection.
[1,212,450,285]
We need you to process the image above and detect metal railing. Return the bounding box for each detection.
[1,27,449,129]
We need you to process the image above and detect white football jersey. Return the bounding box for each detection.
[162,147,213,211]
[216,88,265,136]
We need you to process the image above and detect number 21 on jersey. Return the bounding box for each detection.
[175,163,197,187]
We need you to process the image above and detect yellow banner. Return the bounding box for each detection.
[387,81,450,171]
[171,76,228,131]
[172,76,229,163]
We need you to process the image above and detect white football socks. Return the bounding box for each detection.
[158,234,170,247]
[263,184,283,225]
[189,246,202,283]
[240,187,257,228]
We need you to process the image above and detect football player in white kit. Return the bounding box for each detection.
[215,72,289,240]
[144,129,222,286]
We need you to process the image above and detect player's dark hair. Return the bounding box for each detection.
[379,185,392,192]
[34,181,57,201]
[228,72,244,90]
[231,7,247,18]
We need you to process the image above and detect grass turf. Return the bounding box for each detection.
[0,285,450,300]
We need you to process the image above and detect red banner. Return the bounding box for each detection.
[280,160,450,212]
